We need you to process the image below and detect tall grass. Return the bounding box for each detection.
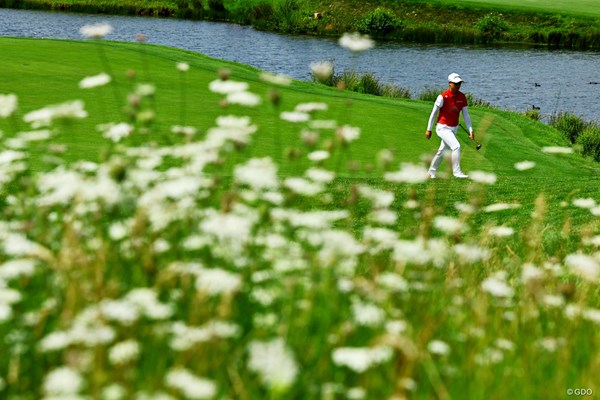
[1,35,600,399]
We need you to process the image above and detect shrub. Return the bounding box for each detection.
[523,109,541,121]
[475,13,508,41]
[577,125,600,161]
[356,8,402,36]
[381,83,411,99]
[550,112,587,144]
[417,86,444,102]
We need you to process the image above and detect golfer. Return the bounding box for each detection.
[425,73,475,179]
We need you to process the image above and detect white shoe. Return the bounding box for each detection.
[428,173,436,179]
[454,173,469,178]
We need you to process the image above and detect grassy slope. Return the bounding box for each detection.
[2,38,600,398]
[422,0,600,17]
[2,37,599,238]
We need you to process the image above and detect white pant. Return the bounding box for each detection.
[428,124,464,176]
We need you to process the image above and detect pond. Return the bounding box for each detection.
[1,8,599,121]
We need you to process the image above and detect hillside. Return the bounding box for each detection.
[1,38,600,398]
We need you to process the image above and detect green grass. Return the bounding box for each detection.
[422,0,600,18]
[1,37,600,399]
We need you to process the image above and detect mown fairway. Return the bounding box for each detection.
[1,37,600,399]
[423,0,600,17]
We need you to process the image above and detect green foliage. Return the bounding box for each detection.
[577,125,600,161]
[475,13,509,40]
[550,112,587,143]
[355,7,402,36]
[417,86,444,102]
[523,109,542,121]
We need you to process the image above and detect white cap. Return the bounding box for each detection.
[448,73,464,83]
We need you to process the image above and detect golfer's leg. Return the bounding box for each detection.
[451,147,464,176]
[428,139,447,176]
[436,125,464,176]
[443,127,465,176]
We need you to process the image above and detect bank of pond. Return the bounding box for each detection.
[2,0,600,50]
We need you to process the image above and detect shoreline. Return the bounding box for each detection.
[2,0,600,50]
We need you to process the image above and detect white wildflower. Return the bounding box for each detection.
[0,259,36,280]
[339,32,375,52]
[309,119,337,129]
[280,111,310,123]
[483,203,521,213]
[97,122,133,142]
[454,244,490,263]
[102,384,126,400]
[165,369,216,400]
[573,198,596,209]
[337,125,360,143]
[363,227,398,253]
[488,226,514,237]
[248,338,299,390]
[208,79,248,94]
[0,304,12,322]
[226,91,261,107]
[368,209,397,225]
[0,93,18,118]
[384,163,429,183]
[352,301,385,327]
[176,62,190,72]
[542,146,573,154]
[295,102,328,113]
[234,157,279,191]
[481,276,514,298]
[582,308,600,324]
[43,367,83,395]
[469,170,497,184]
[171,125,198,136]
[433,215,464,235]
[39,331,72,352]
[79,73,111,89]
[195,268,242,296]
[305,167,335,183]
[80,22,113,38]
[347,387,366,400]
[109,340,140,365]
[260,72,292,86]
[475,347,504,365]
[23,100,87,128]
[283,177,324,196]
[542,294,565,308]
[583,235,600,247]
[455,202,475,214]
[376,272,409,292]
[135,83,155,97]
[332,346,393,373]
[565,253,600,282]
[307,150,330,162]
[521,263,544,284]
[385,320,408,335]
[359,185,394,208]
[310,61,334,81]
[427,340,450,356]
[514,160,536,171]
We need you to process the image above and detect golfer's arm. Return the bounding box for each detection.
[462,107,473,133]
[426,95,443,131]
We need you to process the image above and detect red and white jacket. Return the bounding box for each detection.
[427,88,473,132]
